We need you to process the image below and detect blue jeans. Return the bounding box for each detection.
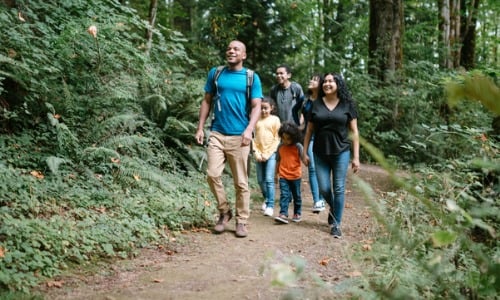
[278,178,302,216]
[314,150,350,226]
[307,136,324,203]
[255,152,277,208]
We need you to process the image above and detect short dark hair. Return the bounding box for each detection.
[278,121,302,144]
[277,64,292,74]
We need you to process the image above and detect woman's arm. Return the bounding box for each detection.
[349,118,360,173]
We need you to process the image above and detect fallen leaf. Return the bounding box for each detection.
[152,278,163,283]
[362,244,372,251]
[111,157,120,163]
[46,280,64,288]
[30,170,44,179]
[0,246,5,258]
[347,271,362,277]
[133,174,140,181]
[319,257,332,266]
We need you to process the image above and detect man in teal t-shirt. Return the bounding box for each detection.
[195,40,263,238]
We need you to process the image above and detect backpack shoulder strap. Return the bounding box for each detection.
[209,66,226,127]
[245,68,255,116]
[270,84,277,100]
[246,68,254,102]
[213,65,226,93]
[290,82,302,98]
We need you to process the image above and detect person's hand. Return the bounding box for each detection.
[302,154,310,166]
[351,159,360,174]
[195,129,204,145]
[241,129,253,146]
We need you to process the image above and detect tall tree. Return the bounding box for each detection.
[439,0,461,69]
[145,0,158,55]
[368,0,404,83]
[460,0,480,69]
[169,0,197,35]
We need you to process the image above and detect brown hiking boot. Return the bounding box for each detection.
[235,223,248,238]
[213,210,232,233]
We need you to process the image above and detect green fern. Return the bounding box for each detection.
[115,156,173,192]
[445,71,500,115]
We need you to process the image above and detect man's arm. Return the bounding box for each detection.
[241,97,261,146]
[195,93,213,145]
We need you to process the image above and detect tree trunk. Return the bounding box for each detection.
[368,0,404,83]
[145,0,158,55]
[323,0,334,50]
[438,0,461,69]
[460,0,480,70]
[172,0,195,34]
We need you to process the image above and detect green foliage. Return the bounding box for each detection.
[350,63,495,166]
[353,164,499,298]
[0,0,215,293]
[0,158,215,292]
[446,71,500,116]
[349,82,499,299]
[0,0,498,297]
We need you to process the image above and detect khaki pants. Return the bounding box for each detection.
[207,131,251,224]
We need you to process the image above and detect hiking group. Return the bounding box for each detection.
[195,40,360,239]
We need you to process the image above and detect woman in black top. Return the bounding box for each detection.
[302,72,360,238]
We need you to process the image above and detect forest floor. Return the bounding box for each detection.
[39,164,394,300]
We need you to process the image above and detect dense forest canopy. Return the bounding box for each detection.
[0,0,498,298]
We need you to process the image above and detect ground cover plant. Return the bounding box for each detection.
[351,76,499,299]
[0,0,498,299]
[0,0,216,294]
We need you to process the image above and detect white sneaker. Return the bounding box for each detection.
[264,207,274,217]
[312,200,326,213]
[261,203,267,212]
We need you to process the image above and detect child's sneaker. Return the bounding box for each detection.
[312,200,325,213]
[331,226,342,238]
[292,214,302,223]
[275,214,289,224]
[261,203,267,212]
[264,207,274,217]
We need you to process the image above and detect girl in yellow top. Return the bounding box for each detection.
[275,122,304,224]
[253,97,281,217]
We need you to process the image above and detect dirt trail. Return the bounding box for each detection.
[41,164,390,300]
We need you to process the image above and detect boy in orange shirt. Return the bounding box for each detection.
[275,122,304,224]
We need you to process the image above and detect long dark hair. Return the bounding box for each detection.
[306,73,323,97]
[318,72,353,104]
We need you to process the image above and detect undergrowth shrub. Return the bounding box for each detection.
[351,76,499,299]
[0,161,215,292]
[349,62,493,166]
[354,160,498,299]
